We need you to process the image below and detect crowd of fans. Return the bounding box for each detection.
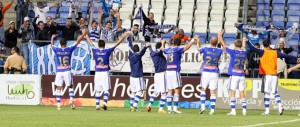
[0,1,299,78]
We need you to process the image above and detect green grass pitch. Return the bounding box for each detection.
[1,105,300,127]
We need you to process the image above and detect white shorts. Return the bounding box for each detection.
[94,71,111,91]
[154,72,167,93]
[166,71,182,90]
[200,72,218,90]
[228,76,246,91]
[55,71,73,87]
[262,75,278,94]
[130,77,145,92]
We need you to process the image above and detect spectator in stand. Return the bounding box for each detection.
[4,21,18,55]
[4,47,27,74]
[0,0,14,41]
[245,43,260,78]
[98,9,120,41]
[276,38,295,61]
[45,16,58,36]
[101,0,122,18]
[33,16,51,47]
[131,24,145,42]
[150,28,173,43]
[53,19,80,41]
[88,6,101,42]
[114,19,127,41]
[271,28,297,48]
[30,2,59,24]
[16,0,29,29]
[102,9,117,28]
[169,29,190,45]
[142,12,156,34]
[18,16,34,65]
[74,17,88,39]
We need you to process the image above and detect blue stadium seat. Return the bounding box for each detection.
[48,7,57,13]
[287,10,300,22]
[208,33,217,40]
[286,21,295,28]
[59,6,69,13]
[194,33,207,43]
[223,33,236,44]
[256,21,269,26]
[59,12,69,19]
[256,10,270,22]
[287,33,299,40]
[288,0,300,11]
[272,21,284,28]
[57,18,67,26]
[272,0,285,10]
[289,39,299,46]
[271,10,285,22]
[257,0,270,10]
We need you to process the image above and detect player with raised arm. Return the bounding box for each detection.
[128,35,151,112]
[219,32,247,116]
[198,35,223,115]
[146,39,168,113]
[162,36,197,114]
[248,39,300,115]
[86,31,131,110]
[50,29,87,110]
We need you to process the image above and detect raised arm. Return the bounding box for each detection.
[278,52,298,64]
[74,29,88,45]
[85,34,94,46]
[115,31,131,47]
[89,6,95,27]
[235,23,248,35]
[115,12,121,30]
[49,2,59,10]
[184,36,196,52]
[50,34,57,47]
[242,37,247,49]
[288,64,300,73]
[247,40,264,55]
[127,35,133,49]
[161,39,166,51]
[139,43,151,56]
[98,8,104,28]
[218,31,226,48]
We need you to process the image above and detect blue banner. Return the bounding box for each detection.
[29,40,91,75]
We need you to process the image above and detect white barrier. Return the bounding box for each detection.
[0,74,41,105]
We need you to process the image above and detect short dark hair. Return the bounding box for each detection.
[234,39,242,48]
[254,43,260,47]
[279,28,284,31]
[155,42,162,49]
[60,38,67,46]
[106,21,112,25]
[98,40,105,48]
[263,39,271,47]
[38,21,44,25]
[133,44,140,52]
[12,47,19,53]
[173,38,181,46]
[92,21,98,24]
[134,24,139,27]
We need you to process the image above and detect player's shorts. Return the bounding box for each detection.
[261,75,278,94]
[130,77,145,92]
[166,71,182,90]
[154,72,167,93]
[55,71,73,87]
[228,75,246,91]
[94,71,111,91]
[200,71,218,90]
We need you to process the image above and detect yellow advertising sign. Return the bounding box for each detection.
[278,79,300,91]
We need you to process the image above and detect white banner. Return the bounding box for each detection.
[90,43,232,74]
[0,74,41,105]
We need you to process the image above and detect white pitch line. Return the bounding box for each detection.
[234,119,300,127]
